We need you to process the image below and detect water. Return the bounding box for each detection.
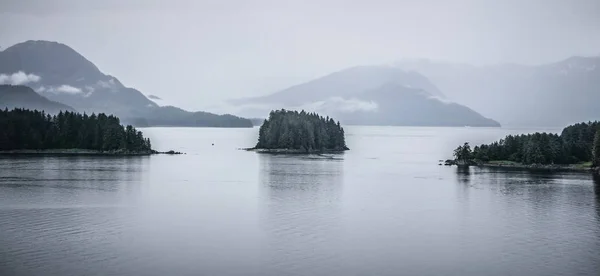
[1,126,599,276]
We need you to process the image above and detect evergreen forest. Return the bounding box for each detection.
[256,109,349,152]
[454,121,600,166]
[0,108,152,152]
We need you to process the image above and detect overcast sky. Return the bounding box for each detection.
[1,0,599,111]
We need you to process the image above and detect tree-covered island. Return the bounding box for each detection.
[0,108,168,155]
[251,109,349,153]
[450,121,600,172]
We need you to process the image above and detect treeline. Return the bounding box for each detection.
[454,121,600,165]
[0,108,152,152]
[256,109,348,152]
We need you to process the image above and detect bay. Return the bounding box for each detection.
[1,126,599,276]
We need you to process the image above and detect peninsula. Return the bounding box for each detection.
[0,108,157,155]
[449,121,600,173]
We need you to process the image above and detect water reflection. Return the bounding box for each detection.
[594,174,600,222]
[0,156,148,276]
[455,166,471,185]
[453,167,600,275]
[258,154,344,275]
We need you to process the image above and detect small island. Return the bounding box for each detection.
[0,108,167,155]
[250,109,349,153]
[448,121,600,173]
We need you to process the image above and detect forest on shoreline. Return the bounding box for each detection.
[0,108,153,154]
[453,121,600,169]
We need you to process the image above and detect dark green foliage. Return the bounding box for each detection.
[463,121,600,165]
[593,129,600,166]
[256,109,348,152]
[453,142,472,163]
[0,108,152,152]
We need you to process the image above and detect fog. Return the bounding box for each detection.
[1,0,599,112]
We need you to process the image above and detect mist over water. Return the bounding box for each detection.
[1,126,599,276]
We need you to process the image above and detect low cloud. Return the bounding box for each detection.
[0,71,41,85]
[83,86,95,97]
[427,95,454,104]
[37,85,83,94]
[97,80,113,88]
[228,98,379,118]
[55,85,81,94]
[96,78,120,93]
[300,97,379,113]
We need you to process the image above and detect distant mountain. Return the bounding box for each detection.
[0,85,75,113]
[248,118,265,126]
[339,84,499,127]
[0,40,252,128]
[233,65,445,105]
[395,56,600,127]
[233,66,499,127]
[131,106,253,127]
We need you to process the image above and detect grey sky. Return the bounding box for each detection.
[1,0,599,111]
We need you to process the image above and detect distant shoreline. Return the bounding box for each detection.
[0,149,184,156]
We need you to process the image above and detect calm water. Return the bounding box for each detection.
[1,126,599,276]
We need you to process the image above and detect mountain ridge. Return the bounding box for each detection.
[0,40,252,128]
[394,55,600,126]
[233,65,500,127]
[0,84,75,114]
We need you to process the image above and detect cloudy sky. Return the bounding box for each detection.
[1,0,599,111]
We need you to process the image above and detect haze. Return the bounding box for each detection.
[1,0,599,112]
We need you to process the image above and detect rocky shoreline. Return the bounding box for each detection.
[0,149,184,156]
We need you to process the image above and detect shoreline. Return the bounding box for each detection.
[0,149,184,156]
[244,148,348,154]
[479,162,595,172]
[445,159,597,173]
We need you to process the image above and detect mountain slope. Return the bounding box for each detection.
[233,66,499,127]
[341,84,500,127]
[395,57,600,127]
[131,106,254,127]
[0,85,75,113]
[234,65,444,105]
[0,40,252,127]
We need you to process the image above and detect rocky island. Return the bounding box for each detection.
[449,121,600,173]
[250,109,349,153]
[0,108,181,155]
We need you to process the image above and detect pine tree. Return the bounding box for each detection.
[454,142,472,164]
[593,129,600,166]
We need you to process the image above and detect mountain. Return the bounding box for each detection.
[395,56,600,127]
[0,40,252,128]
[0,85,75,113]
[339,84,499,127]
[131,106,254,127]
[233,66,499,127]
[248,118,266,126]
[233,65,445,105]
